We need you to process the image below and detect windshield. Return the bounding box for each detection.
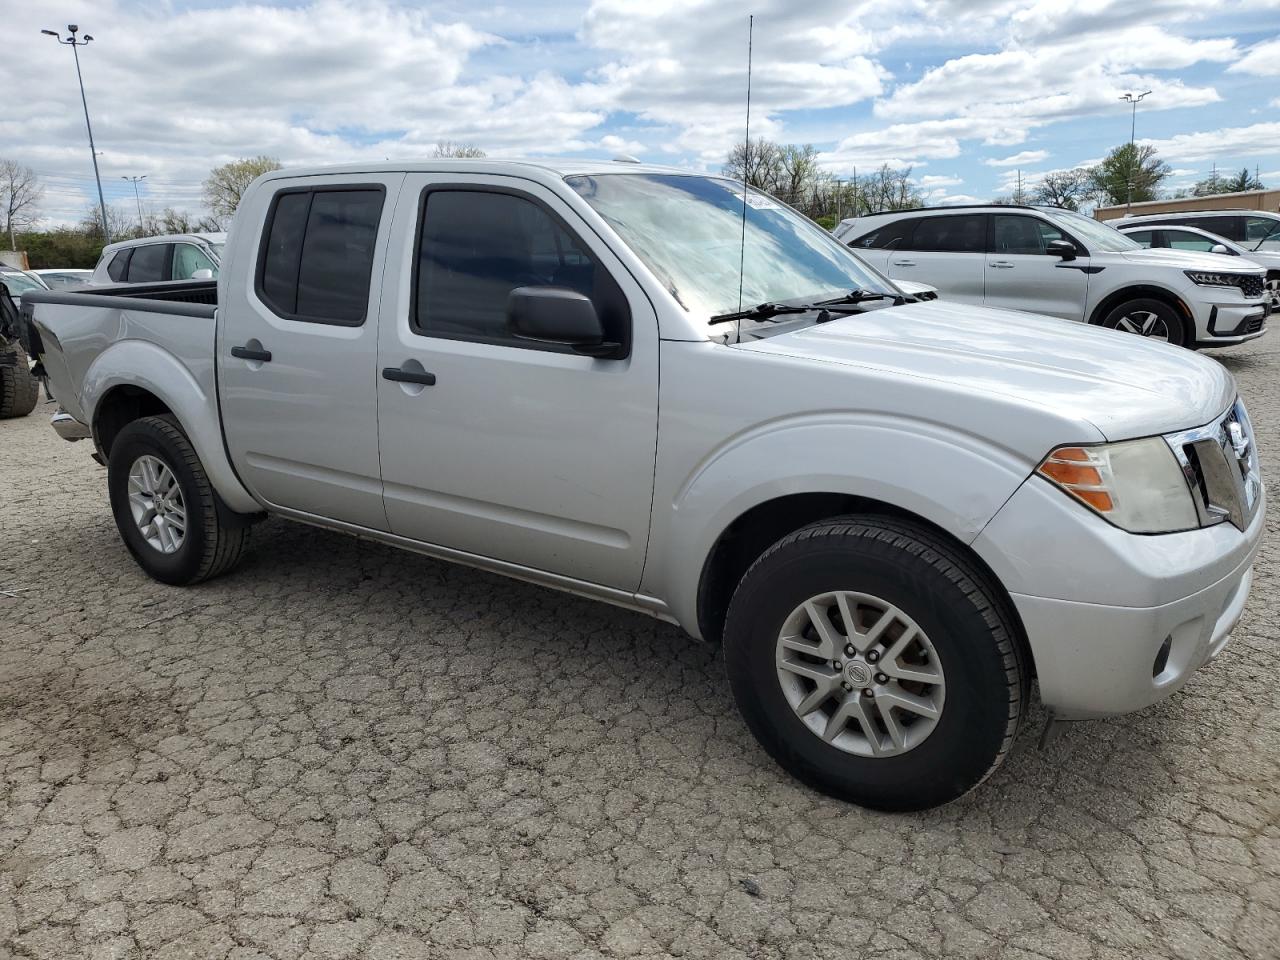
[1246,217,1280,252]
[0,271,46,294]
[566,173,894,321]
[1044,209,1141,253]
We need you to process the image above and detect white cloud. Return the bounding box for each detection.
[1230,38,1280,77]
[916,174,965,188]
[985,150,1048,167]
[1141,122,1280,162]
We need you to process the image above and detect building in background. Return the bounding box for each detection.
[1096,189,1280,221]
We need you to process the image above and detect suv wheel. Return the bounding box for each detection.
[1101,298,1186,347]
[722,515,1026,811]
[107,415,251,584]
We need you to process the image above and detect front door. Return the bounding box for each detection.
[217,173,404,530]
[983,213,1090,321]
[375,175,660,590]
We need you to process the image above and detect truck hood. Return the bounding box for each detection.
[1116,247,1266,274]
[741,300,1235,441]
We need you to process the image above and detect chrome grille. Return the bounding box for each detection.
[1166,399,1262,531]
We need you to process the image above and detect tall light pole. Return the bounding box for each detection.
[122,175,147,229]
[42,24,110,242]
[1120,90,1152,212]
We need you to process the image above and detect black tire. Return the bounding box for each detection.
[1100,297,1187,347]
[723,515,1027,811]
[107,415,250,585]
[0,342,40,418]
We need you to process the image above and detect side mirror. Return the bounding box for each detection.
[192,268,214,280]
[1210,244,1231,255]
[1046,239,1077,261]
[506,286,622,358]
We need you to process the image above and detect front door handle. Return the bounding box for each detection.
[989,260,1015,269]
[892,259,916,267]
[382,366,436,386]
[231,345,272,362]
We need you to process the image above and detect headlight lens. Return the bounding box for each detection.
[1037,438,1198,534]
[1184,270,1243,287]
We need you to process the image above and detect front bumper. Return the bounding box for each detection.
[974,476,1264,718]
[1192,293,1268,344]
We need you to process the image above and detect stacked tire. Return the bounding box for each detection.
[0,341,39,419]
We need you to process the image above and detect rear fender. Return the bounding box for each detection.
[83,339,259,514]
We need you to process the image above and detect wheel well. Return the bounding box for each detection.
[1088,285,1193,332]
[94,386,173,457]
[695,493,1033,674]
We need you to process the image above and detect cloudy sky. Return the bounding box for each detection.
[3,0,1279,225]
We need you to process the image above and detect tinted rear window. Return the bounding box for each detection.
[910,215,987,253]
[127,244,168,282]
[849,219,916,250]
[106,250,131,282]
[257,187,385,325]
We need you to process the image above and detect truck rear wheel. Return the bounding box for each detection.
[107,415,250,585]
[722,515,1027,811]
[0,342,40,418]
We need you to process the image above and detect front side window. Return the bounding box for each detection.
[256,186,384,325]
[413,189,628,350]
[1043,209,1137,253]
[1183,216,1241,241]
[910,215,987,253]
[992,215,1065,255]
[1123,230,1155,247]
[1165,231,1222,253]
[127,244,169,283]
[566,173,894,322]
[172,243,218,280]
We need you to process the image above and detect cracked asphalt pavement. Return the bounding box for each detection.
[2,342,1278,960]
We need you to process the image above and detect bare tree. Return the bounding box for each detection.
[80,203,137,241]
[723,138,785,192]
[1031,169,1094,211]
[1,159,43,250]
[202,155,283,222]
[431,141,486,158]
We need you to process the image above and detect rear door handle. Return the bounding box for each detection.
[989,261,1015,269]
[382,366,436,386]
[231,345,272,362]
[891,259,916,267]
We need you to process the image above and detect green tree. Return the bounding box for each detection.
[202,155,283,223]
[1194,167,1264,196]
[1090,143,1170,206]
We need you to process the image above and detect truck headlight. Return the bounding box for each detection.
[1036,438,1198,534]
[1184,270,1243,287]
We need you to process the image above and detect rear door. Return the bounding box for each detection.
[217,173,404,529]
[884,214,987,303]
[374,175,659,590]
[983,213,1090,321]
[843,218,916,274]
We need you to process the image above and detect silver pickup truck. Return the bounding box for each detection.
[21,159,1264,810]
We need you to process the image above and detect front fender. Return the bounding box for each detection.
[83,340,259,514]
[643,414,1042,637]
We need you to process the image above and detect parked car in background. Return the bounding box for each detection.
[33,268,93,289]
[1104,209,1280,253]
[835,205,1268,348]
[0,265,50,305]
[23,160,1265,810]
[89,232,226,286]
[1116,222,1280,311]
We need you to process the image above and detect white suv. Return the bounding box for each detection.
[90,233,226,286]
[835,205,1268,348]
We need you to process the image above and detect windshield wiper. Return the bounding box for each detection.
[814,289,907,307]
[709,302,814,325]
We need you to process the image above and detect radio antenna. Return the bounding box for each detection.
[735,14,754,344]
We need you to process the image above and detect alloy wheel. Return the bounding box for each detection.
[127,455,187,554]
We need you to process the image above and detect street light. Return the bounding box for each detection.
[122,175,147,228]
[1120,90,1152,212]
[42,24,110,242]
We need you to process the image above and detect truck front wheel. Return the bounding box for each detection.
[107,415,250,585]
[723,515,1027,811]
